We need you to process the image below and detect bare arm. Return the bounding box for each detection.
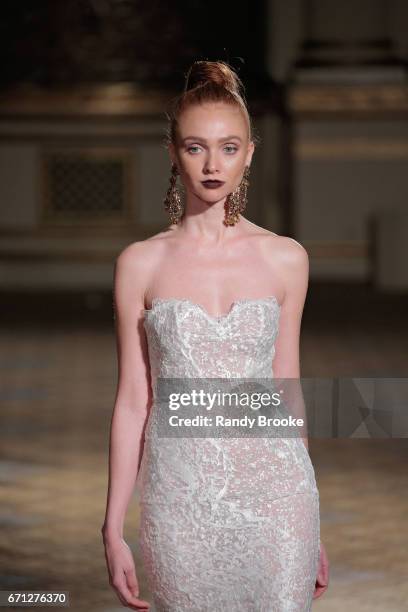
[271,239,310,450]
[101,243,152,541]
[272,239,329,595]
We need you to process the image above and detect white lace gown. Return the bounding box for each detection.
[136,297,320,612]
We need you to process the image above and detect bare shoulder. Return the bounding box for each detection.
[259,234,309,305]
[116,227,173,274]
[255,229,307,263]
[275,235,309,268]
[114,231,172,307]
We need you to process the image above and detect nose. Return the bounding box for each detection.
[203,154,219,175]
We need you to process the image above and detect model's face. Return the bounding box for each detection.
[169,102,254,204]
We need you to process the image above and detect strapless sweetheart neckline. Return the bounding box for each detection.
[143,295,281,322]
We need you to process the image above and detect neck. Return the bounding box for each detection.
[175,191,242,244]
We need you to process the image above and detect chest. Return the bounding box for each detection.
[149,249,280,301]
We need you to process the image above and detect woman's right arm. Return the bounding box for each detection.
[101,243,153,609]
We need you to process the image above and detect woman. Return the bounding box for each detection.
[102,60,329,611]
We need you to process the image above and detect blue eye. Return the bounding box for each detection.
[186,144,238,154]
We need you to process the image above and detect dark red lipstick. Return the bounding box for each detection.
[201,180,225,189]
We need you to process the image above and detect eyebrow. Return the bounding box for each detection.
[182,135,242,143]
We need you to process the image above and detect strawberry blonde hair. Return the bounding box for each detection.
[165,60,258,147]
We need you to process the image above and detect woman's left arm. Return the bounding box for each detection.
[270,238,330,600]
[271,238,310,450]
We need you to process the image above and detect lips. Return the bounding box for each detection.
[201,180,225,189]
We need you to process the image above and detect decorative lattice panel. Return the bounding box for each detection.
[42,148,132,223]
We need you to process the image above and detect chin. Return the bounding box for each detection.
[204,195,227,206]
[200,188,228,202]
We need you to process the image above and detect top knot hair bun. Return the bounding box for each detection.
[165,59,258,147]
[184,60,243,97]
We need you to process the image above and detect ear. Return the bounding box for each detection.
[168,142,177,166]
[246,140,255,167]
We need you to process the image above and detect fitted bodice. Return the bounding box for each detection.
[143,296,281,392]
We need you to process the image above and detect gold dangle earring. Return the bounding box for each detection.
[224,165,251,226]
[164,163,184,224]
